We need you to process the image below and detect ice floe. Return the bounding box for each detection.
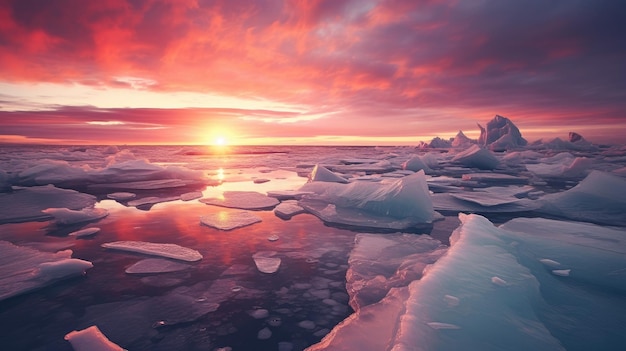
[274,200,306,220]
[200,210,262,230]
[537,170,626,225]
[200,191,279,210]
[0,185,96,224]
[64,325,125,351]
[252,251,281,274]
[299,171,442,230]
[42,207,108,225]
[101,241,202,262]
[68,227,101,238]
[0,241,93,301]
[125,258,191,274]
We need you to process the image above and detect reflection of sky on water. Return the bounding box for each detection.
[0,169,356,350]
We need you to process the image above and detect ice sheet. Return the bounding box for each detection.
[0,241,93,301]
[101,241,203,262]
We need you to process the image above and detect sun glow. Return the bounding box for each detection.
[214,136,227,146]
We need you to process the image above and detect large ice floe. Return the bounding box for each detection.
[0,241,93,301]
[309,214,626,351]
[298,170,442,230]
[537,170,626,226]
[0,185,96,224]
[101,241,203,262]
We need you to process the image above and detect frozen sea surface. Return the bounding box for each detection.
[1,144,625,351]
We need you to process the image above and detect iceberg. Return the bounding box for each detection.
[64,325,125,351]
[42,207,108,225]
[299,171,442,230]
[538,170,626,225]
[0,185,96,224]
[200,210,262,230]
[101,241,203,262]
[200,191,279,210]
[478,115,527,151]
[0,241,93,301]
[451,145,499,170]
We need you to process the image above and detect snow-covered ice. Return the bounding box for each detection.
[200,210,262,230]
[0,241,93,301]
[101,241,203,262]
[200,191,279,210]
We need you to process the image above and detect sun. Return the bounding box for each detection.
[214,136,227,146]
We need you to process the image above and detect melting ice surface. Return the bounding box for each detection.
[0,141,625,351]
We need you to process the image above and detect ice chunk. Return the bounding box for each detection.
[402,155,432,172]
[451,145,499,169]
[42,207,108,225]
[478,115,527,151]
[257,327,272,340]
[101,241,202,262]
[200,211,262,230]
[299,171,441,230]
[180,191,203,201]
[249,308,270,319]
[538,170,626,225]
[274,200,305,220]
[298,320,316,330]
[526,157,593,179]
[64,325,125,351]
[253,178,270,184]
[69,227,101,238]
[0,185,96,224]
[200,191,279,210]
[0,241,93,301]
[491,276,508,286]
[125,258,191,274]
[253,251,281,274]
[551,269,570,277]
[309,165,349,183]
[106,192,136,201]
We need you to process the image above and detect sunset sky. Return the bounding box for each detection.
[0,0,625,145]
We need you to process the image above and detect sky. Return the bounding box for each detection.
[0,0,625,145]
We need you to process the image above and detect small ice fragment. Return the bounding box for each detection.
[200,211,262,231]
[426,322,461,330]
[42,207,108,225]
[64,325,125,351]
[231,286,243,292]
[491,276,508,286]
[152,320,167,328]
[274,201,305,220]
[278,342,294,351]
[443,294,460,307]
[253,178,270,184]
[249,308,269,319]
[101,241,202,262]
[180,191,203,201]
[107,192,136,201]
[268,235,279,241]
[257,327,272,340]
[552,269,571,277]
[69,227,101,238]
[268,316,282,327]
[539,258,561,267]
[298,320,316,330]
[253,252,281,274]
